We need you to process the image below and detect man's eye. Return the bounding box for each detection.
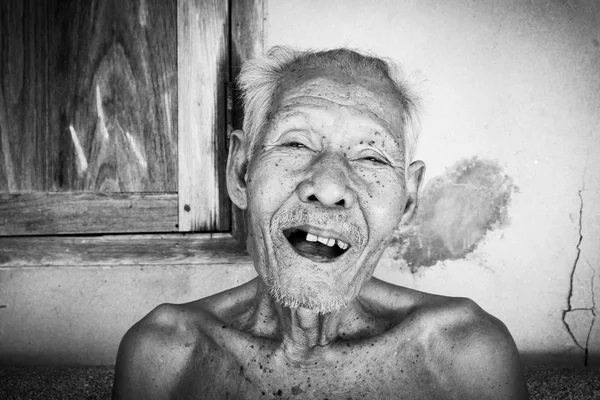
[283,142,306,148]
[363,156,386,165]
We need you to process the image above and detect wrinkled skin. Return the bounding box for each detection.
[242,70,419,314]
[112,70,529,400]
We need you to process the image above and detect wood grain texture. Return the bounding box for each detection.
[178,0,229,232]
[0,0,177,193]
[230,0,264,245]
[0,233,250,267]
[0,193,177,235]
[0,1,50,192]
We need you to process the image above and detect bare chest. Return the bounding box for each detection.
[173,336,443,400]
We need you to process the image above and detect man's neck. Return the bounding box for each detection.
[248,280,364,362]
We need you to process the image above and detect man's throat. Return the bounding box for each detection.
[283,307,339,353]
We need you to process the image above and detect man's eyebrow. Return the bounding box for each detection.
[364,132,405,162]
[358,120,404,151]
[373,129,403,148]
[274,108,313,121]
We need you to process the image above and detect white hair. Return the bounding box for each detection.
[236,46,422,165]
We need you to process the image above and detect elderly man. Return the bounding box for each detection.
[113,47,529,399]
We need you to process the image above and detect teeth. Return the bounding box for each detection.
[305,232,349,250]
[306,233,317,242]
[337,240,349,250]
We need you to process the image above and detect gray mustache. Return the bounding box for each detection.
[274,207,366,246]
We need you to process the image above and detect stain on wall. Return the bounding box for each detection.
[389,157,517,271]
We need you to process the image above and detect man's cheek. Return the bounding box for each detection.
[249,175,295,212]
[372,189,405,232]
[371,205,401,234]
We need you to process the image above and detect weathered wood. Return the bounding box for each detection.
[0,0,177,193]
[0,193,177,236]
[177,0,230,232]
[230,0,265,245]
[231,0,265,98]
[0,233,250,267]
[0,1,50,192]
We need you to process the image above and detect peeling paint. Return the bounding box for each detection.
[139,0,148,27]
[95,85,110,142]
[69,125,88,174]
[389,157,517,271]
[124,131,148,170]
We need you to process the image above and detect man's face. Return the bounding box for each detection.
[232,69,423,313]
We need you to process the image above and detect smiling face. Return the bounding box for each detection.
[227,69,425,313]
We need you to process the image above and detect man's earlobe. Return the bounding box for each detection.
[226,130,249,210]
[399,160,426,227]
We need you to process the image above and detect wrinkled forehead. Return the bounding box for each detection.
[263,69,406,152]
[273,69,404,120]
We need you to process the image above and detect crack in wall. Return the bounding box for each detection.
[562,189,597,366]
[584,266,596,365]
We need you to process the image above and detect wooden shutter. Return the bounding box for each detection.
[177,0,229,232]
[0,0,257,235]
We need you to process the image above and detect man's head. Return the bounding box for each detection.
[227,47,425,313]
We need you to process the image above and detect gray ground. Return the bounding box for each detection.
[0,366,598,399]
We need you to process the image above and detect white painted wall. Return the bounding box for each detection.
[266,0,600,365]
[0,263,257,365]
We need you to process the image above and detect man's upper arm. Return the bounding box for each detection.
[112,305,193,400]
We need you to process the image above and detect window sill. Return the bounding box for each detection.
[0,233,250,268]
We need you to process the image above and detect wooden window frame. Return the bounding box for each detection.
[0,0,263,266]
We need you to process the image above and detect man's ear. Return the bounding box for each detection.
[399,160,426,227]
[226,130,249,210]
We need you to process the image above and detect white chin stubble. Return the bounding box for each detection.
[266,245,352,314]
[266,280,348,314]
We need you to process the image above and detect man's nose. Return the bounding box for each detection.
[297,155,357,208]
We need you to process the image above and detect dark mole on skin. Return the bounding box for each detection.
[390,157,517,271]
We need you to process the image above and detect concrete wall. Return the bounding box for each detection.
[1,0,598,366]
[0,262,257,365]
[266,0,600,365]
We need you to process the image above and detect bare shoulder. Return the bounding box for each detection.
[196,277,259,321]
[112,279,258,399]
[362,278,529,399]
[112,303,200,399]
[424,297,530,399]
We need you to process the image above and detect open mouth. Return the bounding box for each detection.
[283,228,351,261]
